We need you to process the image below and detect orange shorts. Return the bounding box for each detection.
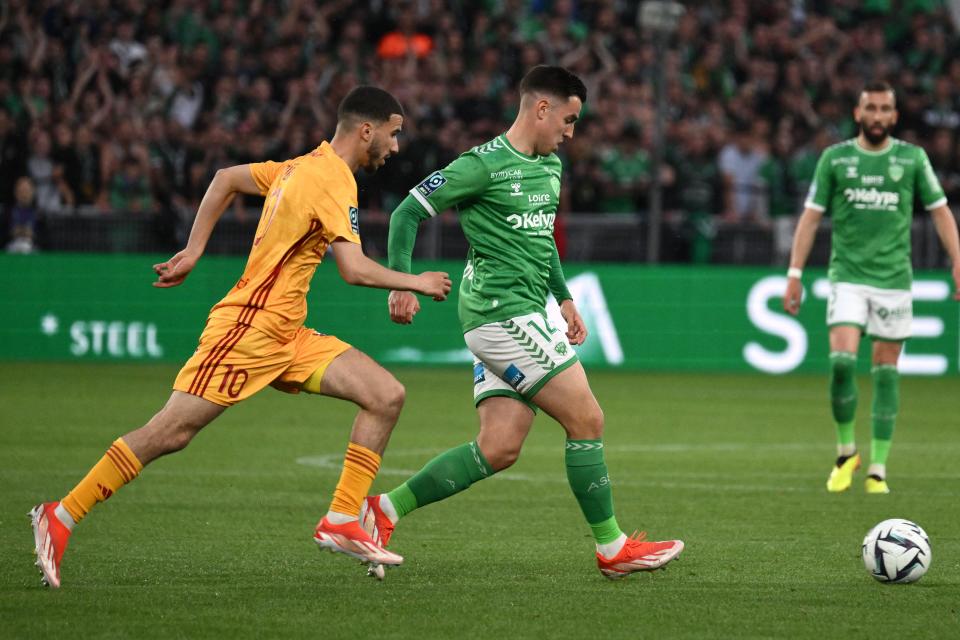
[173,318,352,406]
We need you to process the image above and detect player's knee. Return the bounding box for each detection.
[152,411,202,454]
[375,378,405,419]
[485,443,521,471]
[582,406,605,439]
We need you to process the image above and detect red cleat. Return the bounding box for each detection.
[313,516,403,567]
[596,531,684,579]
[360,495,397,580]
[29,502,72,588]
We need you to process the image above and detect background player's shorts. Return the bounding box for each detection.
[464,311,578,407]
[174,318,352,406]
[827,282,912,341]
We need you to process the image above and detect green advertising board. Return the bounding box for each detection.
[1,254,957,375]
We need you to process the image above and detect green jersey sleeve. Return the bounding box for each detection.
[916,148,948,210]
[408,154,488,217]
[547,243,571,302]
[804,149,833,212]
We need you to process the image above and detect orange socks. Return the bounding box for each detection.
[329,442,381,517]
[61,438,143,524]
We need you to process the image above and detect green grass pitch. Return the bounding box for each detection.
[2,364,958,639]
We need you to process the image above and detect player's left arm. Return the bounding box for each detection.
[153,165,262,288]
[929,204,960,300]
[549,243,587,345]
[916,148,960,299]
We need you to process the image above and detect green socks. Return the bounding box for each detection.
[871,365,899,467]
[386,441,494,519]
[565,439,621,545]
[829,351,858,444]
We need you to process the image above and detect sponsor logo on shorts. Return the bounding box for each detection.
[473,362,486,384]
[504,364,526,389]
[877,305,910,321]
[416,171,447,197]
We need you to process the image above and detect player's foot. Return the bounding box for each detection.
[826,452,860,492]
[360,495,396,581]
[596,531,684,580]
[29,502,71,588]
[313,516,403,567]
[865,474,890,494]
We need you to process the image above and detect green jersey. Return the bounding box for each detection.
[805,138,947,290]
[404,134,570,332]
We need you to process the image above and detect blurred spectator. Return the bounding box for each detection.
[760,129,799,265]
[597,124,650,214]
[7,176,37,254]
[930,128,960,205]
[0,107,26,208]
[377,6,433,59]
[671,129,722,263]
[109,155,153,213]
[719,122,767,224]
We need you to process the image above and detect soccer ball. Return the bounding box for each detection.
[861,519,932,584]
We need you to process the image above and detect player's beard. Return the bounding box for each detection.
[362,138,388,174]
[860,121,892,146]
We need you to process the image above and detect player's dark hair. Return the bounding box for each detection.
[337,86,404,124]
[519,66,587,103]
[862,81,895,100]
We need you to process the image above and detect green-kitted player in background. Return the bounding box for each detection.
[363,66,684,580]
[783,81,960,494]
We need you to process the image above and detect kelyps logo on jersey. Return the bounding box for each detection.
[416,171,447,197]
[842,187,900,209]
[348,207,359,235]
[506,211,556,231]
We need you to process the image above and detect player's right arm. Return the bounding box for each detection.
[152,165,263,288]
[783,206,825,315]
[331,240,451,300]
[386,154,487,324]
[783,149,832,315]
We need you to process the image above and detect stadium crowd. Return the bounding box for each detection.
[2,0,960,257]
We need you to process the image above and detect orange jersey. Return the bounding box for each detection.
[208,141,361,343]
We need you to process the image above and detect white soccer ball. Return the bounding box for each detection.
[861,518,932,584]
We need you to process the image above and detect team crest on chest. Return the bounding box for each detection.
[888,163,904,182]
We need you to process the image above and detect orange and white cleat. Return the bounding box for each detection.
[313,516,403,567]
[29,502,72,588]
[596,531,684,580]
[360,495,396,580]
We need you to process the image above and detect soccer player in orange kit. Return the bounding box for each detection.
[29,86,452,588]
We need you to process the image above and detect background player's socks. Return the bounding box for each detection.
[867,462,887,479]
[60,438,143,524]
[328,442,381,519]
[565,439,624,553]
[388,441,494,517]
[870,365,898,474]
[829,351,858,456]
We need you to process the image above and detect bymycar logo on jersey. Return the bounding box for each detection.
[490,168,522,181]
[843,187,900,210]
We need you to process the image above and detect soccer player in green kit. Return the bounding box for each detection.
[361,66,684,580]
[783,82,960,494]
